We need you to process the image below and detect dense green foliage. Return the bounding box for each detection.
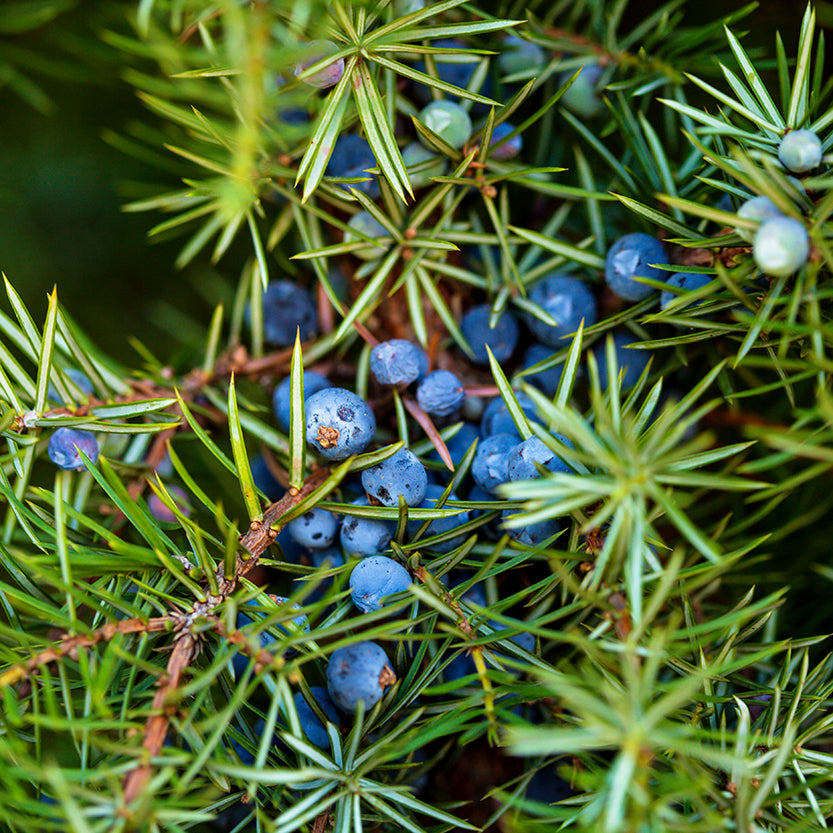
[2,1,833,831]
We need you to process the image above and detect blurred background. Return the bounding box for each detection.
[0,0,817,366]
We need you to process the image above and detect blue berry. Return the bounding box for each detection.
[272,370,332,432]
[497,35,545,77]
[560,63,605,119]
[249,280,318,347]
[370,339,427,386]
[48,428,99,470]
[293,40,344,88]
[326,641,396,713]
[500,510,562,546]
[418,101,472,150]
[778,129,823,173]
[589,333,651,391]
[416,370,465,418]
[519,344,566,397]
[302,545,346,605]
[489,122,522,160]
[471,432,516,494]
[402,142,446,188]
[287,507,339,549]
[340,495,395,557]
[305,388,376,460]
[408,483,471,553]
[604,233,669,302]
[753,216,810,277]
[460,304,520,365]
[292,687,341,749]
[526,274,598,347]
[506,435,572,481]
[344,211,390,261]
[660,272,713,310]
[349,555,412,613]
[326,134,379,197]
[480,390,542,439]
[47,367,94,402]
[250,453,282,501]
[735,196,784,242]
[361,447,427,507]
[148,485,191,523]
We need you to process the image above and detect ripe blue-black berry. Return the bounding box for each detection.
[48,428,99,471]
[305,388,376,460]
[471,432,517,494]
[778,129,823,173]
[416,370,465,418]
[526,274,597,347]
[340,495,395,557]
[604,233,669,301]
[489,122,522,159]
[272,370,331,432]
[361,447,427,507]
[418,101,472,150]
[736,196,783,242]
[249,280,318,347]
[292,687,341,749]
[506,434,572,481]
[326,641,396,713]
[344,211,390,261]
[753,216,810,277]
[287,507,339,549]
[293,40,344,88]
[660,272,713,310]
[460,304,520,365]
[427,421,480,467]
[349,555,412,613]
[232,595,308,677]
[589,333,651,391]
[370,339,427,386]
[325,134,379,197]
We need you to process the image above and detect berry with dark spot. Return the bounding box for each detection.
[340,495,396,557]
[287,507,339,549]
[506,435,572,481]
[305,388,376,460]
[361,447,427,507]
[660,272,713,310]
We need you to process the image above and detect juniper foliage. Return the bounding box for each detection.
[2,1,833,832]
